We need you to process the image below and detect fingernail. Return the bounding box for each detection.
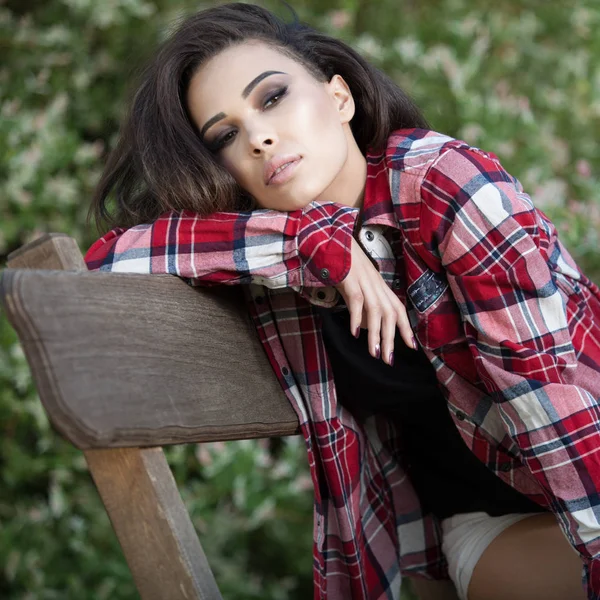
[389,352,394,366]
[412,336,418,350]
[375,344,381,359]
[355,326,360,338]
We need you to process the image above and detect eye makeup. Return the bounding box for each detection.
[262,85,288,108]
[206,84,290,153]
[199,70,288,140]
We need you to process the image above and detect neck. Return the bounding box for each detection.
[318,128,367,209]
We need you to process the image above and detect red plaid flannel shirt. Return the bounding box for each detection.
[86,129,600,599]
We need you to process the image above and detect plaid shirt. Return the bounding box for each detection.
[85,129,600,600]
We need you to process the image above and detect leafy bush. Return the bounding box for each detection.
[1,0,598,598]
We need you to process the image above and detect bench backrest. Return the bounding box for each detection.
[1,234,298,600]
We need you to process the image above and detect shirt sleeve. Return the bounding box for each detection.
[420,146,600,599]
[84,201,358,290]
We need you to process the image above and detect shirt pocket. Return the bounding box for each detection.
[407,269,462,350]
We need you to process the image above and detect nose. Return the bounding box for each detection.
[248,126,277,156]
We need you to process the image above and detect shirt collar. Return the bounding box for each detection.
[361,150,397,228]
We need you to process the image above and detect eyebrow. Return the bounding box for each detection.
[199,70,287,140]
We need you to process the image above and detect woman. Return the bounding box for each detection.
[84,4,600,599]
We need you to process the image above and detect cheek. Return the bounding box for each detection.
[291,91,348,172]
[292,90,338,138]
[219,153,251,189]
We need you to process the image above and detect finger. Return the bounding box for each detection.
[343,286,364,339]
[364,295,382,359]
[380,304,397,366]
[374,284,397,365]
[388,289,416,350]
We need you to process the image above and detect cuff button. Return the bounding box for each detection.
[320,268,330,280]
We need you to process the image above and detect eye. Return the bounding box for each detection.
[211,129,237,153]
[208,85,289,153]
[263,86,288,109]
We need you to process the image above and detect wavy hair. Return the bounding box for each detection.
[89,2,429,232]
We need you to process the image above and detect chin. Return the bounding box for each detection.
[259,190,324,212]
[282,197,316,212]
[295,183,334,208]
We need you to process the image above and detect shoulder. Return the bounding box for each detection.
[381,128,504,177]
[381,128,468,174]
[381,128,520,203]
[379,130,538,250]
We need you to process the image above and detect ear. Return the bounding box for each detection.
[326,74,355,124]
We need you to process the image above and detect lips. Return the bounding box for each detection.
[264,155,302,186]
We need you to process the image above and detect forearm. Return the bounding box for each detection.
[85,201,359,288]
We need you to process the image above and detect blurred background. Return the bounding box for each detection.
[1,0,599,598]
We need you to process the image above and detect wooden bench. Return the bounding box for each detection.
[1,233,459,600]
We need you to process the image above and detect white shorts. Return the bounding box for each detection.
[441,511,540,600]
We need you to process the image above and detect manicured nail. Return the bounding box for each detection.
[355,326,360,338]
[412,336,418,350]
[389,352,394,366]
[375,344,381,359]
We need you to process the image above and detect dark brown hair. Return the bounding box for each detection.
[89,2,429,233]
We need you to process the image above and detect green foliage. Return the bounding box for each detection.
[311,0,600,281]
[173,439,314,599]
[1,0,598,598]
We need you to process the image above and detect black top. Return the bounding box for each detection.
[316,304,544,520]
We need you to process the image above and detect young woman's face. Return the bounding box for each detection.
[186,42,359,211]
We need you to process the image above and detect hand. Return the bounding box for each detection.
[334,237,416,365]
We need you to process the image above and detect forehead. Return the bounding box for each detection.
[187,42,311,111]
[196,41,306,82]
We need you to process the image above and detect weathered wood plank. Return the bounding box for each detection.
[86,447,222,600]
[4,234,226,599]
[7,233,87,271]
[1,268,298,448]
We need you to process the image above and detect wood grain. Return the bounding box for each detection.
[1,268,298,448]
[7,233,87,270]
[3,234,230,599]
[86,447,223,600]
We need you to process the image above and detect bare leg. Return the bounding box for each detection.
[467,513,585,600]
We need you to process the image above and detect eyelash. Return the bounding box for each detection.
[211,86,289,152]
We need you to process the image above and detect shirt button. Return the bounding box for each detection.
[320,268,330,280]
[316,290,327,300]
[365,230,375,242]
[499,463,512,472]
[255,295,265,304]
[281,367,289,376]
[392,279,401,289]
[455,411,466,421]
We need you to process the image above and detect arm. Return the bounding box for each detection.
[420,146,600,598]
[85,201,358,289]
[86,201,415,358]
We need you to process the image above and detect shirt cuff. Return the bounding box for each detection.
[297,201,359,287]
